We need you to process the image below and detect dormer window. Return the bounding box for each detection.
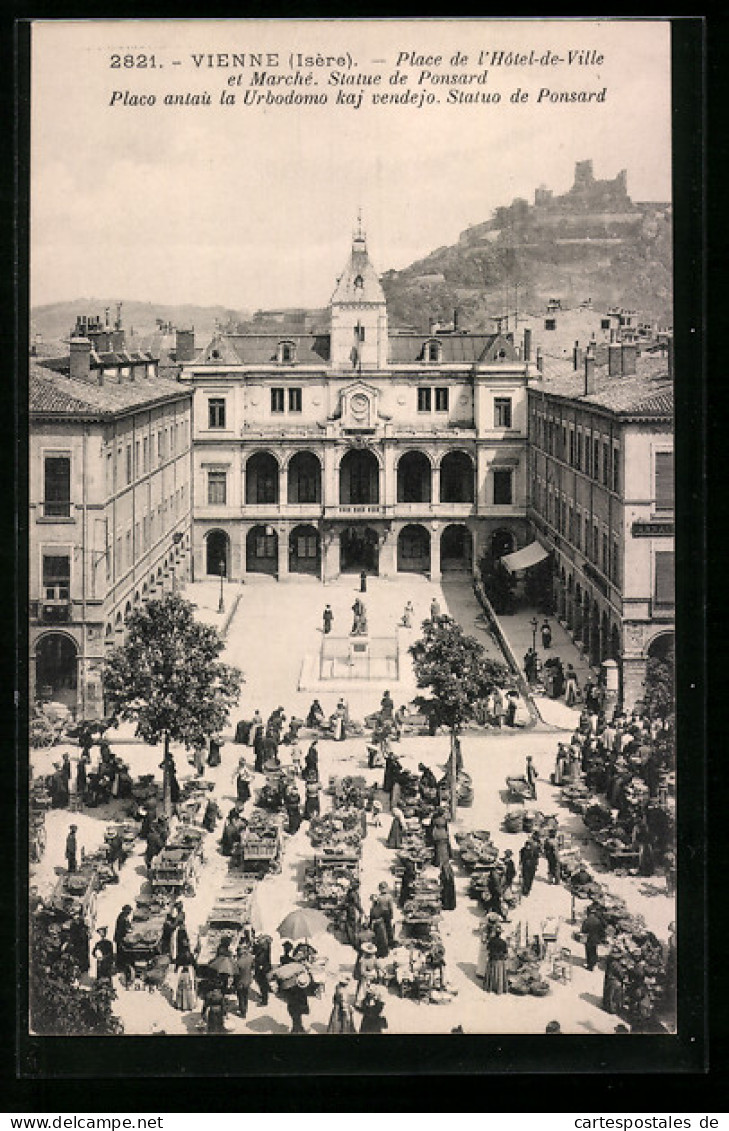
[278,340,296,364]
[353,275,364,290]
[426,339,442,363]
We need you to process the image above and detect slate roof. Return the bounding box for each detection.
[330,234,386,306]
[199,334,331,365]
[30,361,191,418]
[388,332,518,365]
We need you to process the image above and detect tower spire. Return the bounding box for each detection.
[354,209,364,242]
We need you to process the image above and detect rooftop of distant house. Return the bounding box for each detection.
[29,359,190,419]
[534,347,673,419]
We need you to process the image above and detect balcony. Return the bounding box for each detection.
[324,503,386,519]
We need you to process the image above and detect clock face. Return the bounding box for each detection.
[351,393,369,422]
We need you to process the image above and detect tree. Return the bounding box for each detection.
[102,595,243,812]
[410,615,511,817]
[30,904,122,1035]
[642,645,675,721]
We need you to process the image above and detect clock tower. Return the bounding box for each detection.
[330,220,388,371]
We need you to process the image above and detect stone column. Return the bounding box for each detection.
[323,527,340,581]
[277,524,289,580]
[432,464,441,505]
[379,527,396,578]
[278,463,287,508]
[323,443,339,508]
[382,444,397,513]
[430,524,441,581]
[239,525,248,579]
[621,656,646,714]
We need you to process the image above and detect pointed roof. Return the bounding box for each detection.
[331,229,386,306]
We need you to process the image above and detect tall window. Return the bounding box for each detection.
[602,532,609,574]
[612,446,620,494]
[612,538,621,586]
[654,551,675,606]
[417,388,432,413]
[427,340,442,363]
[593,437,600,481]
[435,387,449,413]
[569,430,575,466]
[208,398,226,429]
[43,455,71,518]
[592,523,599,562]
[207,470,227,505]
[494,398,513,428]
[654,451,674,511]
[42,553,70,599]
[576,432,583,470]
[288,388,302,413]
[126,445,133,485]
[602,442,610,487]
[493,469,513,505]
[142,437,149,473]
[271,388,285,414]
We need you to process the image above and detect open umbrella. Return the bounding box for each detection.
[208,953,237,977]
[277,908,330,942]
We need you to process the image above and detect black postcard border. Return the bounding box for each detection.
[5,11,714,1107]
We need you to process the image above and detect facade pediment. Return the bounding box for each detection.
[339,381,380,430]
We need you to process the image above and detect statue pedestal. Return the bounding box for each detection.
[349,636,370,677]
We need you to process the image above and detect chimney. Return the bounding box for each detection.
[111,329,125,352]
[608,341,622,377]
[523,327,532,362]
[453,308,459,331]
[104,307,110,328]
[176,329,195,363]
[115,302,123,330]
[572,340,583,371]
[621,342,637,377]
[584,347,597,395]
[536,348,543,373]
[69,336,92,382]
[667,337,674,381]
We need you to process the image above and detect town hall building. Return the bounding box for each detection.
[181,227,533,585]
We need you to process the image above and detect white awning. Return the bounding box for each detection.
[500,541,550,574]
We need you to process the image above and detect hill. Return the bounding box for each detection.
[30,300,251,350]
[381,160,672,333]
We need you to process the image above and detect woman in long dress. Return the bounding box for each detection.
[175,964,197,1011]
[327,981,356,1033]
[386,806,405,849]
[432,818,451,867]
[484,928,509,994]
[440,861,457,911]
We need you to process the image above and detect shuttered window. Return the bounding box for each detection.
[654,551,675,606]
[655,452,674,511]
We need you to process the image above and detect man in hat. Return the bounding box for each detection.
[253,935,272,1006]
[234,940,255,1019]
[322,604,333,634]
[525,754,539,799]
[65,825,78,872]
[519,836,540,897]
[581,905,605,972]
[113,904,134,984]
[286,971,311,1033]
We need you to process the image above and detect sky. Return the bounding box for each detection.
[31,18,672,311]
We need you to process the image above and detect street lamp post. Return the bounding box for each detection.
[530,616,538,652]
[218,560,226,614]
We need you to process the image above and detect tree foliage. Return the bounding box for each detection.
[409,615,511,736]
[642,646,675,721]
[102,594,243,752]
[30,906,122,1036]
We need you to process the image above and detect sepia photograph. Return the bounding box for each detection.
[26,17,681,1046]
